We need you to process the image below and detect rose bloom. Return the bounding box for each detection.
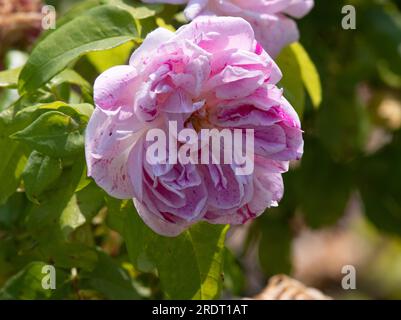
[143,0,314,57]
[85,16,303,236]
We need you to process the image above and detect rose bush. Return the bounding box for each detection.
[143,0,314,57]
[3,0,401,301]
[85,16,303,236]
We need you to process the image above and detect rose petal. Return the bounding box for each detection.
[134,198,190,237]
[129,27,175,68]
[94,65,138,114]
[85,108,144,198]
[175,16,256,53]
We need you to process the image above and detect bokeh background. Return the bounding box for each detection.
[1,0,401,299]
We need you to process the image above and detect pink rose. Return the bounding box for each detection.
[85,16,303,236]
[144,0,314,57]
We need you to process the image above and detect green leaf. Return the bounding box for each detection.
[276,45,305,117]
[24,158,85,232]
[42,243,98,271]
[50,69,92,95]
[0,192,27,230]
[75,166,92,192]
[156,17,175,32]
[80,250,140,300]
[0,52,25,108]
[0,105,32,205]
[291,42,322,109]
[59,194,87,236]
[258,216,292,277]
[222,248,245,296]
[23,168,99,272]
[18,5,139,94]
[361,5,401,76]
[110,1,164,20]
[0,89,19,112]
[126,2,164,20]
[105,197,128,235]
[317,98,369,159]
[120,201,229,299]
[58,183,104,236]
[75,182,105,220]
[11,111,85,158]
[25,162,103,238]
[0,139,27,205]
[22,151,62,204]
[86,41,135,73]
[0,68,22,88]
[15,101,94,123]
[58,182,105,237]
[297,139,352,228]
[2,91,54,116]
[118,200,156,271]
[357,135,401,235]
[156,223,228,299]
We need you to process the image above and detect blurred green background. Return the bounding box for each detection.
[245,0,401,299]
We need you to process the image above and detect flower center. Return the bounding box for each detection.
[186,104,215,132]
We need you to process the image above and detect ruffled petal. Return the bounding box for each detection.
[251,14,299,57]
[203,160,284,225]
[143,0,188,3]
[94,65,138,114]
[184,0,208,20]
[202,164,252,210]
[85,108,144,198]
[174,16,256,53]
[134,198,190,237]
[284,0,314,18]
[129,27,175,68]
